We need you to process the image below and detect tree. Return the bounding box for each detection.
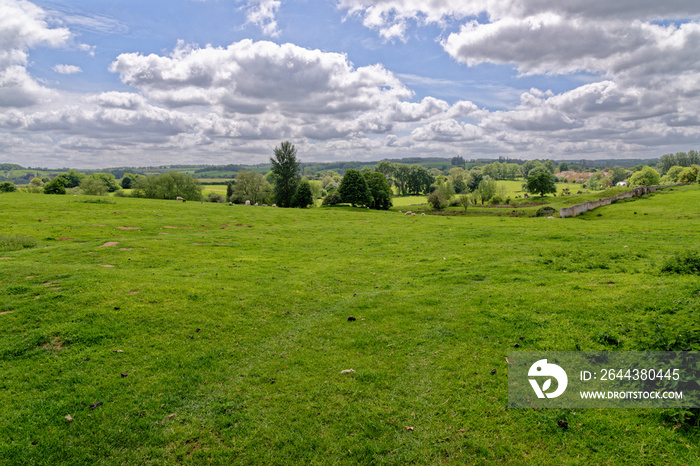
[226,181,234,202]
[131,172,202,200]
[558,162,570,172]
[609,166,628,185]
[80,176,109,195]
[86,173,120,192]
[477,179,498,204]
[466,170,483,192]
[374,161,395,179]
[30,177,44,187]
[338,169,371,207]
[427,190,448,210]
[525,172,557,197]
[363,171,393,210]
[57,170,85,188]
[393,164,411,195]
[458,194,470,211]
[451,156,466,168]
[270,141,300,208]
[407,165,434,195]
[628,166,660,187]
[677,165,699,183]
[291,179,314,208]
[121,173,140,189]
[232,170,271,204]
[43,177,66,194]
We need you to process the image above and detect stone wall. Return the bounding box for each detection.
[559,184,684,218]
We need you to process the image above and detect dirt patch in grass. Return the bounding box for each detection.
[0,257,12,260]
[42,337,64,351]
[101,242,120,247]
[0,310,14,316]
[119,248,134,251]
[101,264,115,268]
[87,224,106,227]
[56,237,72,241]
[164,226,178,229]
[116,226,139,230]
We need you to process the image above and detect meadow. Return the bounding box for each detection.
[1,186,699,464]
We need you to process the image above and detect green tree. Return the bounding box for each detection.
[226,181,234,202]
[393,164,411,195]
[232,171,271,204]
[291,179,314,208]
[86,173,120,192]
[132,172,202,200]
[477,179,498,204]
[43,177,66,194]
[374,160,395,179]
[609,166,628,185]
[427,190,448,210]
[677,165,699,183]
[558,161,570,172]
[363,171,392,210]
[451,156,466,168]
[525,172,557,197]
[628,166,660,187]
[407,165,434,195]
[338,169,371,207]
[80,176,109,195]
[58,170,86,188]
[30,177,44,187]
[270,141,301,208]
[121,173,140,189]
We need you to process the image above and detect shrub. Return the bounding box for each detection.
[322,192,343,206]
[536,206,555,217]
[427,190,448,210]
[208,192,225,203]
[291,179,314,208]
[661,250,700,275]
[628,166,660,186]
[489,194,504,205]
[0,181,17,193]
[43,177,66,194]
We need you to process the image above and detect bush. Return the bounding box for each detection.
[427,190,448,210]
[291,179,314,208]
[489,194,504,205]
[536,206,556,217]
[321,191,343,206]
[43,177,67,194]
[661,250,700,275]
[0,181,17,193]
[208,192,225,203]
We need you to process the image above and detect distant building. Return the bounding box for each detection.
[616,181,628,187]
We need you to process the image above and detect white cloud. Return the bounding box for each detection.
[53,64,82,74]
[246,0,281,37]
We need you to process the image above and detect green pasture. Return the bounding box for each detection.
[1,186,699,464]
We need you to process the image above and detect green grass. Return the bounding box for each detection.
[0,187,699,464]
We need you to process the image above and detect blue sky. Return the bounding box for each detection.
[2,0,700,167]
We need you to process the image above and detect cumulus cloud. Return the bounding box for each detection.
[0,0,71,107]
[53,64,82,74]
[246,0,281,36]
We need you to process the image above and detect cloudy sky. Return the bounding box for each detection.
[1,0,700,168]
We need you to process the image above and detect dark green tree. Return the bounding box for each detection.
[270,141,301,208]
[525,172,557,197]
[58,170,85,188]
[451,156,466,168]
[338,169,371,207]
[291,179,314,208]
[226,181,234,202]
[393,164,411,195]
[131,172,202,200]
[44,177,67,194]
[363,171,392,210]
[406,165,434,195]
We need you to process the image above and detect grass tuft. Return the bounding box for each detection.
[0,234,38,251]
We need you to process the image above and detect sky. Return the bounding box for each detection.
[1,0,700,168]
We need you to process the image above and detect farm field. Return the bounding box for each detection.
[1,186,699,464]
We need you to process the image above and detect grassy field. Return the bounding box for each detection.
[1,186,699,464]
